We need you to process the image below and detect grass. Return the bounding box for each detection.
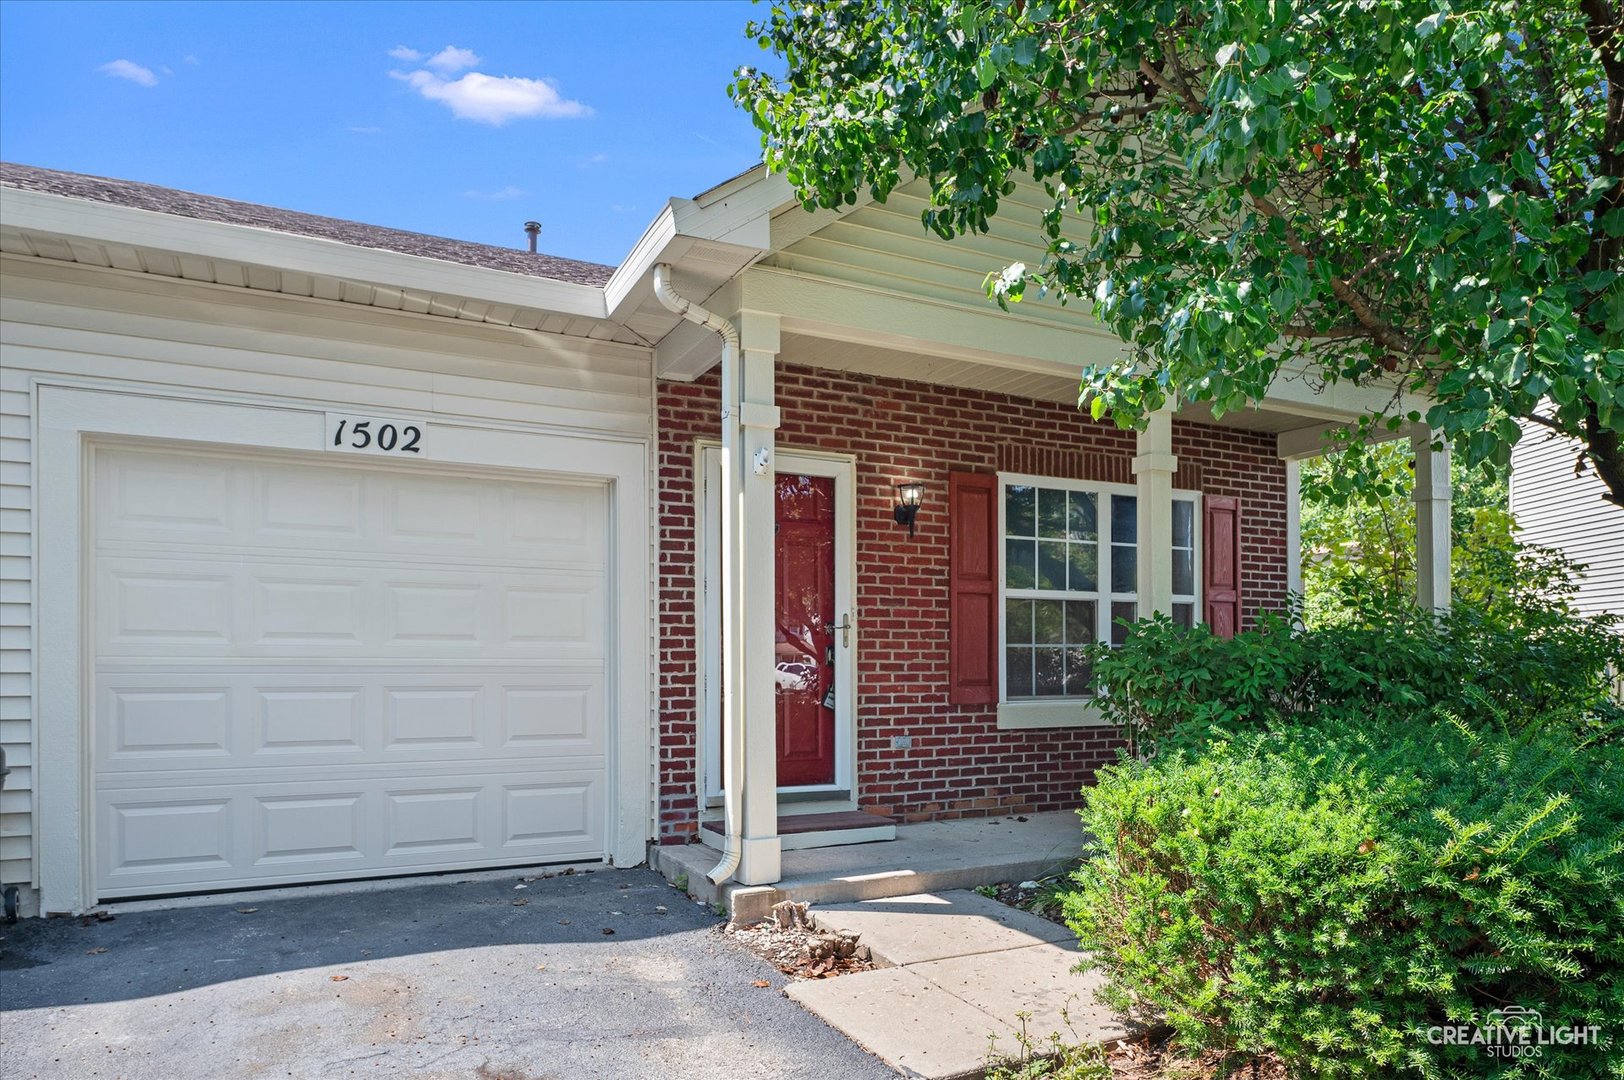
[984,1007,1111,1080]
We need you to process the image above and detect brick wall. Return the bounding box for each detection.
[656,364,1288,843]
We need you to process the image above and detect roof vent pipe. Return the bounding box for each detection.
[523,221,541,253]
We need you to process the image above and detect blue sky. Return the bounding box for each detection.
[0,1,771,266]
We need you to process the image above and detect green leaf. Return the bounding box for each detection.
[975,55,998,89]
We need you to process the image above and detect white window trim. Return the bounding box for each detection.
[994,473,1201,730]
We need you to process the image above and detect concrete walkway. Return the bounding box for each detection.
[787,890,1135,1080]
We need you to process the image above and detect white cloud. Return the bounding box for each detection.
[99,59,158,87]
[463,185,527,201]
[388,45,423,62]
[579,152,609,167]
[348,125,383,134]
[425,46,480,73]
[183,54,200,65]
[394,69,590,125]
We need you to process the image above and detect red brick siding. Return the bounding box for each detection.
[656,364,1287,843]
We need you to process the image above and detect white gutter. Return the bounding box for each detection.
[651,263,744,886]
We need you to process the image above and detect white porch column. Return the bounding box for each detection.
[1412,427,1452,611]
[734,311,782,885]
[1133,408,1178,616]
[1285,459,1302,603]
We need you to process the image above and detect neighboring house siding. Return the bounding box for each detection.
[655,364,1287,842]
[0,255,654,912]
[1510,422,1624,619]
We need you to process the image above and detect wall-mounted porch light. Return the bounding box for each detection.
[893,481,924,537]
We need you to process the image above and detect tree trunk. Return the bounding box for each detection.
[1584,410,1624,509]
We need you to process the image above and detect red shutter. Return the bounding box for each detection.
[1204,495,1242,639]
[948,471,999,704]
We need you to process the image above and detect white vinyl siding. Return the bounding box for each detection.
[1510,422,1623,620]
[0,254,654,911]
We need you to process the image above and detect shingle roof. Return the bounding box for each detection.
[0,162,615,287]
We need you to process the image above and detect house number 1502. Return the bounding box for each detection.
[324,412,427,457]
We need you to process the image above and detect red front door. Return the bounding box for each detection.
[774,473,837,786]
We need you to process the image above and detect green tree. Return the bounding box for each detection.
[733,1,1624,505]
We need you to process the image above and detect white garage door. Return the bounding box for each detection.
[91,445,610,898]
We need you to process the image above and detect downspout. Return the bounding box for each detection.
[651,263,744,886]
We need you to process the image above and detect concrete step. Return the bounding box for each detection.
[702,810,897,852]
[653,812,1081,923]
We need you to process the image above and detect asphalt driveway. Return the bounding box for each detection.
[0,867,893,1079]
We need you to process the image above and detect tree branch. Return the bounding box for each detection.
[1281,324,1371,340]
[1249,192,1418,355]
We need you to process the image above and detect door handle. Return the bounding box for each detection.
[833,615,855,648]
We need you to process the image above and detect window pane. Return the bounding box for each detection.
[1034,647,1065,695]
[1067,491,1097,541]
[1038,487,1068,538]
[1006,648,1033,696]
[1063,647,1094,696]
[1173,549,1194,596]
[1173,499,1194,549]
[1005,485,1036,537]
[1006,538,1035,589]
[1065,600,1096,645]
[1005,598,1033,644]
[1111,601,1137,647]
[1111,544,1137,593]
[1111,494,1138,544]
[1033,600,1064,644]
[1037,540,1068,591]
[1173,602,1195,629]
[1067,541,1098,592]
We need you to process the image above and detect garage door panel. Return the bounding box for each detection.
[101,684,234,761]
[98,447,607,566]
[97,770,607,895]
[254,793,366,865]
[255,576,367,645]
[98,558,606,660]
[257,686,366,754]
[503,780,600,847]
[92,446,612,899]
[256,468,364,539]
[103,569,233,646]
[101,451,235,537]
[104,797,234,880]
[384,687,482,747]
[385,476,486,544]
[97,670,607,770]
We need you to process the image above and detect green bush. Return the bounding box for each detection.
[1092,600,1623,757]
[1066,715,1624,1078]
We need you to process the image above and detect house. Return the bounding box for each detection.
[1510,421,1623,619]
[0,161,1451,916]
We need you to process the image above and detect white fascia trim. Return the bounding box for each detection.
[0,187,607,320]
[605,203,681,318]
[606,175,790,323]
